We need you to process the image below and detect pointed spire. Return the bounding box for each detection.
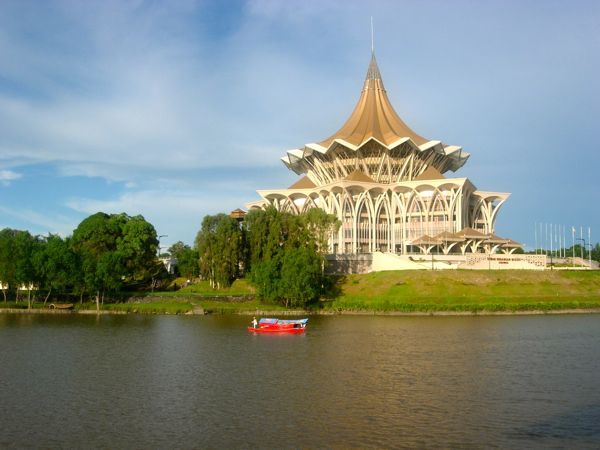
[318,51,428,148]
[365,52,383,83]
[371,16,374,54]
[366,18,382,83]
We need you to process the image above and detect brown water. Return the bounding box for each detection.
[1,313,599,448]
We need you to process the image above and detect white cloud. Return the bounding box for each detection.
[0,0,369,184]
[0,169,22,186]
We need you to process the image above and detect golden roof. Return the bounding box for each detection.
[502,239,523,248]
[229,208,246,220]
[344,170,375,183]
[484,234,510,244]
[434,231,464,242]
[454,227,489,239]
[319,53,428,148]
[411,234,441,245]
[414,166,445,181]
[280,52,470,179]
[288,176,316,189]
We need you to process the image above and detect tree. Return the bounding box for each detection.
[0,228,18,302]
[168,241,199,279]
[118,215,160,281]
[13,230,37,308]
[300,207,340,254]
[196,214,245,288]
[279,246,323,308]
[592,243,600,263]
[72,213,121,310]
[0,229,38,305]
[33,234,79,304]
[245,207,339,307]
[245,206,285,270]
[248,251,282,303]
[71,212,158,310]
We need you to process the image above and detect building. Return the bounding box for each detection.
[247,51,543,270]
[159,256,177,275]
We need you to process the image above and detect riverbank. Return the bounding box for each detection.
[1,270,599,316]
[2,306,600,316]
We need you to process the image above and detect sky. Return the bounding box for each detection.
[0,0,598,251]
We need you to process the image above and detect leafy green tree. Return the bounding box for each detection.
[13,230,37,308]
[72,213,121,309]
[0,228,18,302]
[168,241,199,279]
[300,207,340,253]
[168,241,187,258]
[248,252,282,302]
[196,214,245,288]
[592,243,600,263]
[118,215,160,280]
[245,206,286,270]
[279,246,323,307]
[245,207,339,307]
[33,234,79,304]
[71,212,158,310]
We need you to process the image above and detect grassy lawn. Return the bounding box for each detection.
[178,278,255,296]
[320,270,600,312]
[144,278,256,297]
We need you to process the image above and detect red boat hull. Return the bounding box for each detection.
[247,326,305,333]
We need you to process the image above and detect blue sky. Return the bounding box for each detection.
[0,0,598,251]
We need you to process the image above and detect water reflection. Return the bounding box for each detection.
[0,314,599,448]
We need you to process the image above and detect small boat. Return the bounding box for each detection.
[248,318,308,333]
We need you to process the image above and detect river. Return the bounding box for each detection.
[1,313,599,448]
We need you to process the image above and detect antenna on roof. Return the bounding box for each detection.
[370,16,374,54]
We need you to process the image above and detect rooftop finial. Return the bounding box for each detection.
[366,18,382,83]
[371,16,374,54]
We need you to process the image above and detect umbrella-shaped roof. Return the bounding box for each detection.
[411,234,442,245]
[319,53,428,148]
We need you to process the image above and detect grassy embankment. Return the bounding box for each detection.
[2,271,599,314]
[85,279,275,314]
[87,270,600,314]
[322,270,600,313]
[0,279,260,314]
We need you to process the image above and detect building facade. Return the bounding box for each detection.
[247,53,521,258]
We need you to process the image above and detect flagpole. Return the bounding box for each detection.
[560,225,563,258]
[550,223,554,260]
[556,224,559,258]
[572,226,575,267]
[556,224,560,259]
[541,222,543,255]
[559,224,562,259]
[581,226,584,260]
[563,225,567,258]
[589,226,592,268]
